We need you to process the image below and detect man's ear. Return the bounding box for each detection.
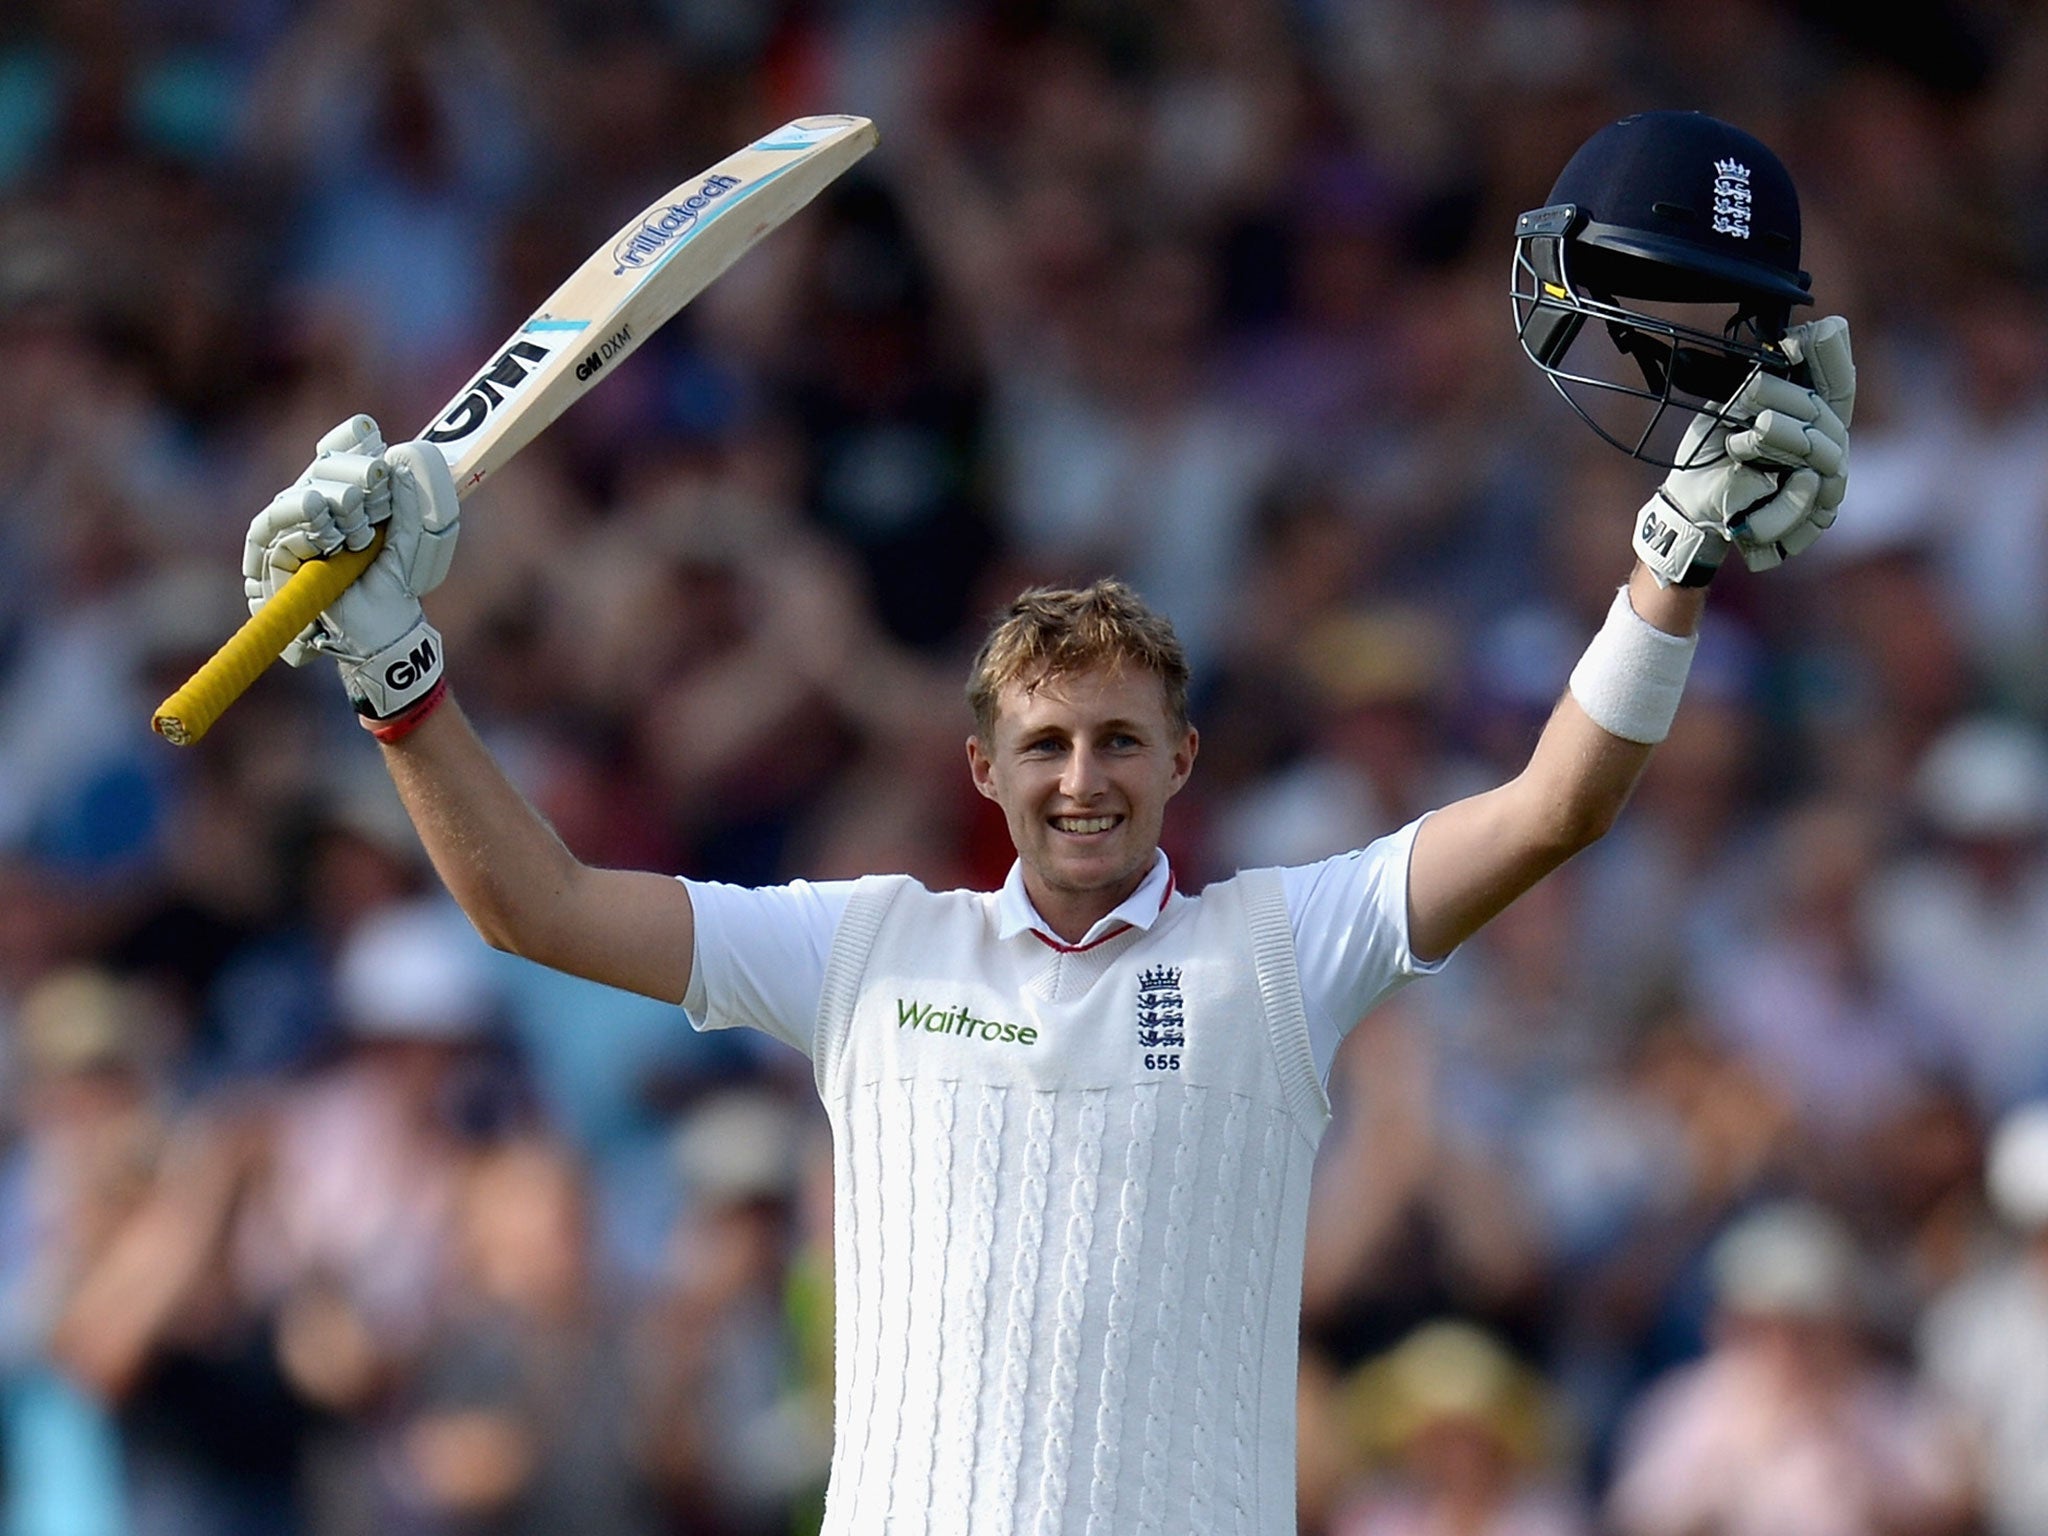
[1167,727,1199,796]
[966,735,999,800]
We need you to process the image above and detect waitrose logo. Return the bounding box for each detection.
[896,998,1039,1047]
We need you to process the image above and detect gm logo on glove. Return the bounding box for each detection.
[384,635,440,692]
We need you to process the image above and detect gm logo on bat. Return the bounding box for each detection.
[612,174,742,274]
[425,340,551,446]
[574,323,633,382]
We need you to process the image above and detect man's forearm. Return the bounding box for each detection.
[378,694,579,954]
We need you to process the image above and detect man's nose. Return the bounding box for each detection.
[1060,745,1105,801]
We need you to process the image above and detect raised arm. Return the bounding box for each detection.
[1408,317,1854,962]
[244,416,697,1003]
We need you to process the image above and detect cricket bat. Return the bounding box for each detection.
[153,113,879,745]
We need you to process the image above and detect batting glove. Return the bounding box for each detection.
[243,417,461,721]
[1632,325,1852,588]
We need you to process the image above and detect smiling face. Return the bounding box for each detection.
[967,663,1198,943]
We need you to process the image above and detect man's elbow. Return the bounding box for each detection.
[450,859,590,966]
[472,918,525,959]
[1556,789,1631,853]
[469,908,573,972]
[1518,775,1634,864]
[456,891,559,967]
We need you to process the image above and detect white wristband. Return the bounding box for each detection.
[1567,587,1698,744]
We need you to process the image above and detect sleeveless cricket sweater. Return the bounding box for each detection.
[810,867,1331,1536]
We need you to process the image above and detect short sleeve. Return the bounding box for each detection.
[681,877,858,1057]
[1279,814,1450,1082]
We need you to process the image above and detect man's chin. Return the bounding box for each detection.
[1035,844,1146,898]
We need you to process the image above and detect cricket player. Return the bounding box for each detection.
[242,111,1852,1535]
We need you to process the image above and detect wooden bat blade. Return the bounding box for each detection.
[419,113,879,497]
[152,114,878,747]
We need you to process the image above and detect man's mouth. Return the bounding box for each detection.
[1050,815,1121,835]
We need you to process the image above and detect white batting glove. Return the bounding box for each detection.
[243,418,461,721]
[1731,315,1855,571]
[1633,347,1852,587]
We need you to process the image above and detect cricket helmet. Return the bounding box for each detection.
[1512,110,1812,465]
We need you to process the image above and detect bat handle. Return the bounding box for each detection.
[151,527,386,746]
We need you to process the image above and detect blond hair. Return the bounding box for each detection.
[967,579,1191,739]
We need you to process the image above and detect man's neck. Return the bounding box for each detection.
[1024,867,1151,946]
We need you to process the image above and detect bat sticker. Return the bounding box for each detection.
[424,341,553,444]
[612,174,743,274]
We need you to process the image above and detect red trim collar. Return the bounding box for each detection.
[1029,870,1178,954]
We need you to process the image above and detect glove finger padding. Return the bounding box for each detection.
[1777,506,1834,560]
[317,414,387,458]
[244,487,348,666]
[1728,401,1846,475]
[300,454,386,551]
[244,488,346,582]
[1737,466,1822,550]
[241,416,392,659]
[1782,315,1856,428]
[1639,371,1829,586]
[1727,369,1821,421]
[1641,321,1856,584]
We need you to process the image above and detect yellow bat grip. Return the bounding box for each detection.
[151,527,386,746]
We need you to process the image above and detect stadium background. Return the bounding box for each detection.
[3,0,2048,1532]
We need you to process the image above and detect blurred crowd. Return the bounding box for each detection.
[4,0,2048,1533]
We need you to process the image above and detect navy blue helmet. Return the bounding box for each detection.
[1512,111,1813,464]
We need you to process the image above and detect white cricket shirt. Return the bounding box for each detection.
[679,821,1444,1535]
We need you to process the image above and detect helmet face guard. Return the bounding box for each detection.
[1511,113,1813,469]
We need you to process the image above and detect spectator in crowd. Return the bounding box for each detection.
[228,894,525,1535]
[1919,1098,2048,1536]
[633,1087,827,1536]
[0,966,163,1536]
[1297,969,1548,1372]
[1605,1198,1977,1536]
[372,1132,660,1536]
[1692,795,1949,1180]
[0,966,299,1536]
[1868,715,2048,1119]
[1318,1318,1593,1536]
